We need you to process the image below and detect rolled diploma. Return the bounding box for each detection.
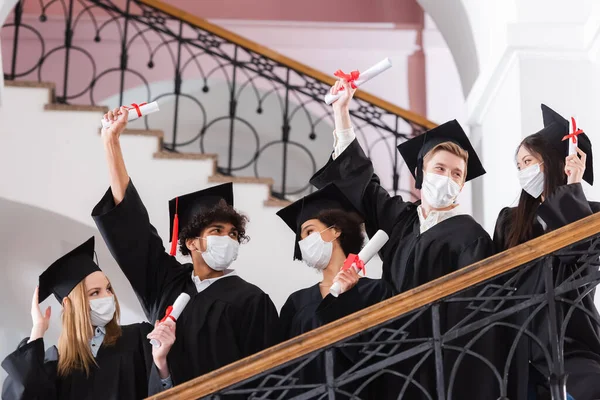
[150,292,191,348]
[101,102,160,129]
[568,117,578,156]
[330,230,390,297]
[324,58,392,105]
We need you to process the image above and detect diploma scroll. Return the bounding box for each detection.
[150,293,190,348]
[101,102,160,129]
[330,230,389,297]
[567,116,580,156]
[324,58,392,105]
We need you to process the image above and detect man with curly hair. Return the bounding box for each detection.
[92,106,280,391]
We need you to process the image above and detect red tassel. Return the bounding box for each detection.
[170,198,179,256]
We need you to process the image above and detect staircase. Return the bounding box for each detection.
[1,0,436,203]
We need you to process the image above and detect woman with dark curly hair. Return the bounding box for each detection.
[277,183,394,399]
[92,106,280,391]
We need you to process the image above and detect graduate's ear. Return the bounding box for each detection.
[62,296,71,312]
[185,237,200,253]
[332,226,342,240]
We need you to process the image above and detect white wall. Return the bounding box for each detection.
[457,0,600,232]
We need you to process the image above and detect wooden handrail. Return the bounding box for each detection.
[138,0,437,130]
[148,212,600,399]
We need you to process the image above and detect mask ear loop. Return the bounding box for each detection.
[320,225,340,243]
[194,236,206,254]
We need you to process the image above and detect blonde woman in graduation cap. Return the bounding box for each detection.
[1,237,176,400]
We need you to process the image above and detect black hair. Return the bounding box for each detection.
[178,200,249,256]
[311,209,364,257]
[506,133,566,248]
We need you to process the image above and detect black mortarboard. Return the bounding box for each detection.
[396,120,486,189]
[168,183,234,255]
[38,237,100,303]
[540,104,593,185]
[276,183,360,260]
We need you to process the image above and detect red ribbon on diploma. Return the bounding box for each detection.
[334,70,360,89]
[160,306,177,323]
[562,116,583,143]
[341,253,366,275]
[127,102,147,117]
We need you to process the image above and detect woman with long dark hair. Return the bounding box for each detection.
[494,104,600,400]
[1,237,176,399]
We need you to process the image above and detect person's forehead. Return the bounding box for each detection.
[301,218,321,230]
[85,271,107,287]
[428,150,465,169]
[207,221,236,228]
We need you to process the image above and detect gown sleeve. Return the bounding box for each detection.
[92,179,183,320]
[316,279,394,324]
[315,280,395,363]
[1,338,58,400]
[492,207,512,253]
[458,234,495,270]
[309,139,412,239]
[279,296,297,341]
[238,294,282,356]
[537,183,594,230]
[133,323,166,396]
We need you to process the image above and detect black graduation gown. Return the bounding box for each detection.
[279,278,394,399]
[494,183,600,400]
[310,140,505,400]
[91,180,281,388]
[1,323,154,400]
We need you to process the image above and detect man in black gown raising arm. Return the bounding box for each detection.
[92,107,280,390]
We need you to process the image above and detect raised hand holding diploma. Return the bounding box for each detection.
[29,286,51,342]
[330,230,389,297]
[565,147,587,184]
[324,58,392,105]
[100,102,159,129]
[101,106,130,142]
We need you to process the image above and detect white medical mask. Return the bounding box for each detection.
[197,235,239,271]
[89,296,116,327]
[518,163,544,198]
[421,172,462,209]
[298,227,334,271]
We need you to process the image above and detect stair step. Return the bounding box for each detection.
[122,129,164,138]
[153,151,218,161]
[264,196,291,208]
[5,80,55,89]
[45,103,108,113]
[5,80,55,103]
[6,80,289,205]
[209,174,274,186]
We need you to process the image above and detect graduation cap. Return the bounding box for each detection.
[397,119,486,189]
[38,237,101,303]
[168,183,234,255]
[540,104,593,185]
[276,183,360,260]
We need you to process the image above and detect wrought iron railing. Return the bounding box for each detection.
[147,213,600,400]
[1,0,435,199]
